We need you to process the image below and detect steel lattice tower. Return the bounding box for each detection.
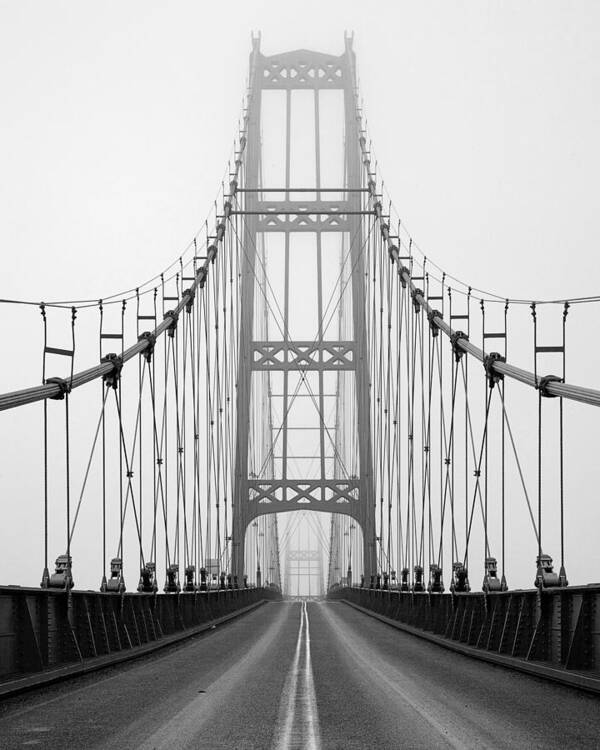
[232,35,376,581]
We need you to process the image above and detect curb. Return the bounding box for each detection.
[0,598,270,699]
[339,598,600,695]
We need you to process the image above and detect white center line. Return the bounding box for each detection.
[273,602,321,750]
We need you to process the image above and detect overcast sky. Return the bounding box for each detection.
[1,1,599,588]
[1,1,599,307]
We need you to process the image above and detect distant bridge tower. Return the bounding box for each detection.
[232,34,376,581]
[285,549,324,598]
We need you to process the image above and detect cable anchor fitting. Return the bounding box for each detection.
[184,564,196,592]
[483,352,505,389]
[450,331,468,361]
[412,565,425,592]
[105,557,126,592]
[451,562,470,593]
[137,561,157,593]
[138,331,156,363]
[482,557,502,592]
[47,554,74,589]
[427,309,443,337]
[535,553,561,588]
[399,567,410,592]
[101,353,123,389]
[428,564,444,593]
[537,374,562,398]
[164,563,180,593]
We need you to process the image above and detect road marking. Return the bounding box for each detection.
[273,601,321,750]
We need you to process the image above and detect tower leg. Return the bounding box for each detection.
[363,534,377,581]
[232,517,246,582]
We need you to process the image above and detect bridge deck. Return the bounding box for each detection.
[1,601,598,749]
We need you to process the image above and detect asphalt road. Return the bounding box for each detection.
[1,600,599,749]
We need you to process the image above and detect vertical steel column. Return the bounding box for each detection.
[231,37,261,578]
[343,37,377,578]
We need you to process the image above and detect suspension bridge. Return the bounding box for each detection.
[1,34,600,749]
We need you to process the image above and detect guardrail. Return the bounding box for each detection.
[0,585,281,696]
[328,585,600,693]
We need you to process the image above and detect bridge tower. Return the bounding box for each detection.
[232,34,376,582]
[284,549,324,598]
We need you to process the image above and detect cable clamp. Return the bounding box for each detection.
[483,352,505,388]
[427,309,442,337]
[372,200,383,218]
[206,244,218,264]
[411,288,423,314]
[388,244,398,264]
[537,374,562,398]
[379,221,389,240]
[138,331,156,363]
[101,353,123,389]
[183,287,195,313]
[46,376,71,400]
[215,224,226,244]
[196,266,208,289]
[229,178,238,197]
[450,331,468,361]
[398,264,409,288]
[164,309,179,338]
[223,202,233,220]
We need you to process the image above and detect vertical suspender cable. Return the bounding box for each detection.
[559,302,569,582]
[136,288,143,575]
[99,301,108,589]
[501,300,508,586]
[531,303,543,563]
[40,303,49,586]
[481,300,489,561]
[65,307,76,579]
